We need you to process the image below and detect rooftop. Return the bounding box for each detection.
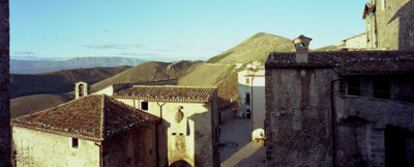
[12,95,160,141]
[266,51,414,75]
[113,85,217,103]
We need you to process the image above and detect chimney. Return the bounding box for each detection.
[293,35,312,63]
[75,81,89,99]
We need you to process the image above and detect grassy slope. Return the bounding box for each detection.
[91,61,200,92]
[182,32,294,107]
[11,94,72,118]
[11,66,129,98]
[208,32,294,64]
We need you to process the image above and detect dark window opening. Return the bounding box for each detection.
[347,77,361,96]
[72,138,79,148]
[141,101,148,110]
[126,158,131,165]
[246,78,250,84]
[172,133,176,136]
[245,93,250,104]
[374,79,391,99]
[78,84,84,97]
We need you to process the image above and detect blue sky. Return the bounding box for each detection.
[11,0,366,61]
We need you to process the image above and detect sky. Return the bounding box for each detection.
[11,0,367,61]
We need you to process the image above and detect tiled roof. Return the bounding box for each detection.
[12,95,160,141]
[113,85,217,103]
[266,51,414,75]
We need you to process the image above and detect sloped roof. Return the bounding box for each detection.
[266,51,414,75]
[113,85,217,103]
[12,95,160,141]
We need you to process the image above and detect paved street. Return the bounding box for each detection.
[219,119,266,167]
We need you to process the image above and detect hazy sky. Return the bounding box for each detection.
[11,0,366,61]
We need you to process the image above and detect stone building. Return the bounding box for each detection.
[237,61,266,142]
[11,95,160,167]
[265,35,414,167]
[364,0,414,50]
[339,33,367,50]
[0,0,10,166]
[109,85,219,167]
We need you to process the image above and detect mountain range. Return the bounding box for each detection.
[11,32,296,117]
[11,57,145,74]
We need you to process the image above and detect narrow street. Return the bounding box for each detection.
[219,119,266,167]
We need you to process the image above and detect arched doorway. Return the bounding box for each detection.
[170,160,191,167]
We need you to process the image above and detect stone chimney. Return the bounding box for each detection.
[293,35,312,63]
[75,81,89,99]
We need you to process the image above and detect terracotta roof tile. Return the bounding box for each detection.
[113,85,217,103]
[12,95,160,141]
[266,51,414,75]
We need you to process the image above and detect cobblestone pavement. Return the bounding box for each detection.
[219,118,266,167]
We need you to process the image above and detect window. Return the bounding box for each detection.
[381,0,386,10]
[72,138,79,148]
[347,77,361,96]
[141,101,148,110]
[245,93,250,104]
[373,79,391,99]
[246,78,250,84]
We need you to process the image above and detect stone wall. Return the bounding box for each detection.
[265,67,337,167]
[103,124,158,167]
[12,126,100,167]
[116,98,219,167]
[367,0,414,50]
[0,0,10,166]
[334,95,414,167]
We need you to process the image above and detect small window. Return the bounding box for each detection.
[72,138,79,148]
[381,0,386,10]
[141,101,148,111]
[245,93,250,104]
[246,78,250,84]
[347,77,361,96]
[373,79,391,99]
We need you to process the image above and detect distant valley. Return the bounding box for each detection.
[11,56,146,74]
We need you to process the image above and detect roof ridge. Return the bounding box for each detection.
[100,95,106,140]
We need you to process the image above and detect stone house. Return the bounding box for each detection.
[265,35,414,167]
[97,85,219,167]
[364,0,414,50]
[339,33,367,50]
[11,95,160,167]
[237,61,266,142]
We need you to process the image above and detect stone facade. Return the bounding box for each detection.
[113,86,219,167]
[340,33,367,49]
[365,0,414,50]
[0,0,10,166]
[265,67,336,167]
[12,126,100,167]
[237,62,266,141]
[265,36,414,167]
[11,95,160,167]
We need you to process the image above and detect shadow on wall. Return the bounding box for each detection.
[188,104,218,167]
[389,0,414,50]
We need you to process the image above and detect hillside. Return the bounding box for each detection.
[11,66,129,98]
[181,32,294,107]
[91,61,201,92]
[11,56,145,74]
[11,94,72,118]
[208,32,294,64]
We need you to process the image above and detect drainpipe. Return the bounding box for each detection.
[330,79,340,167]
[156,102,166,167]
